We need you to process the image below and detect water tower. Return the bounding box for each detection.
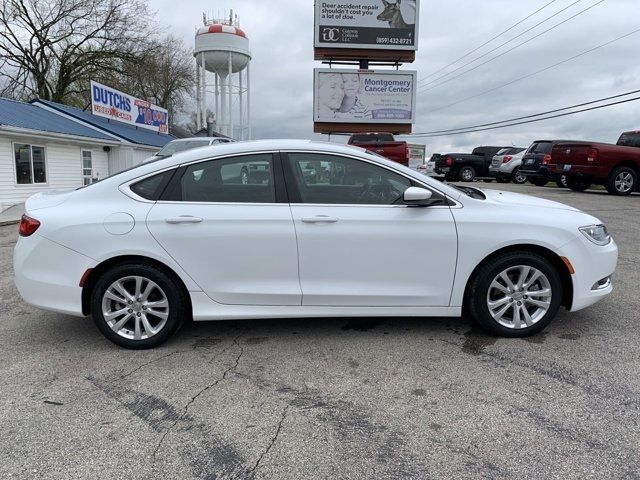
[195,11,251,139]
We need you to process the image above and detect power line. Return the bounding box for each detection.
[417,0,604,94]
[408,95,640,137]
[418,0,559,83]
[417,0,586,88]
[413,89,640,135]
[421,27,640,114]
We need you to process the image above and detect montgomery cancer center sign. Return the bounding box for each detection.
[90,81,169,134]
[314,69,416,124]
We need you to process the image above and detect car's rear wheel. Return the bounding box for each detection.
[556,175,568,188]
[511,168,527,184]
[91,263,187,349]
[605,167,637,196]
[566,177,591,192]
[468,252,562,337]
[529,178,548,187]
[459,166,476,182]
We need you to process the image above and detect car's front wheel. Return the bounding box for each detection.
[91,263,187,349]
[467,252,562,337]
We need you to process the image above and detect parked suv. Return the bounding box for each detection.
[488,146,527,184]
[520,140,568,188]
[548,130,640,195]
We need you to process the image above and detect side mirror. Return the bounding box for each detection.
[403,187,434,206]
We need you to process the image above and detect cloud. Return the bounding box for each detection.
[151,0,640,154]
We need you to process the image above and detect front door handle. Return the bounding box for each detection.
[165,215,203,224]
[301,216,339,224]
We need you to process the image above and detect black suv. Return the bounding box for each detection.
[520,140,568,187]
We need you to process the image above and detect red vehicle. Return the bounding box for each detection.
[347,132,410,166]
[549,131,640,195]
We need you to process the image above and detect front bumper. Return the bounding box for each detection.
[14,234,95,316]
[557,235,618,312]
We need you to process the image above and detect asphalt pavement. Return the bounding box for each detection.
[0,183,638,479]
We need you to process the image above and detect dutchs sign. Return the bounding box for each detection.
[90,81,169,134]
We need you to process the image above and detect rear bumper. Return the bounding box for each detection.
[13,234,95,316]
[557,236,618,312]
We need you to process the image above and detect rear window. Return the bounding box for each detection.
[495,148,511,156]
[617,133,640,148]
[130,170,175,200]
[527,142,552,154]
[156,139,212,157]
[508,147,526,154]
[350,134,394,143]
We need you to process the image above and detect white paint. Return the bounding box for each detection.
[13,140,618,342]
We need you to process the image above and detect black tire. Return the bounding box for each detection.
[566,177,591,192]
[496,177,510,184]
[511,168,527,184]
[605,166,637,196]
[555,175,568,188]
[482,179,493,183]
[459,166,476,182]
[91,263,187,349]
[529,178,548,187]
[467,251,563,337]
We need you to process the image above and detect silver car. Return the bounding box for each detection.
[489,147,528,184]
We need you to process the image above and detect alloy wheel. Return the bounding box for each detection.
[486,265,552,329]
[615,172,634,193]
[101,276,169,340]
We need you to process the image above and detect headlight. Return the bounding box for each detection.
[579,224,611,246]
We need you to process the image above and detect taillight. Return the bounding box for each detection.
[19,214,40,237]
[445,156,454,166]
[502,155,513,163]
[542,154,551,165]
[587,148,598,162]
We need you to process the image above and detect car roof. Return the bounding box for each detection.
[166,137,228,143]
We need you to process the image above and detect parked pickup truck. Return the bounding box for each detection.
[348,133,410,166]
[434,146,507,182]
[548,131,640,195]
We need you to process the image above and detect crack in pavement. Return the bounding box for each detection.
[118,350,187,380]
[151,335,245,468]
[245,404,290,479]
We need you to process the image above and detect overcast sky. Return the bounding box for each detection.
[152,0,639,155]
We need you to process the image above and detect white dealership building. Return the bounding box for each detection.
[0,97,174,212]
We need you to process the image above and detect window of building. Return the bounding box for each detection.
[14,144,46,185]
[82,150,93,186]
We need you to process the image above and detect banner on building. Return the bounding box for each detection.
[90,81,169,134]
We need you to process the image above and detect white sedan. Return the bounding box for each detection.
[14,140,618,348]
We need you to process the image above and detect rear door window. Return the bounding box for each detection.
[178,154,275,203]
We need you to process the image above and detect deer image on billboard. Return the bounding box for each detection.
[314,69,416,126]
[315,0,419,50]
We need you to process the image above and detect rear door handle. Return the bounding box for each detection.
[165,215,203,224]
[301,216,339,224]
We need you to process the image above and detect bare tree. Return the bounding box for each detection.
[99,36,196,120]
[0,0,153,103]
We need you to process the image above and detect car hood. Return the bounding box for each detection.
[25,189,76,211]
[482,189,581,212]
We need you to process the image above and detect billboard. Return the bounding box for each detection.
[314,69,416,124]
[314,0,419,50]
[90,81,169,134]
